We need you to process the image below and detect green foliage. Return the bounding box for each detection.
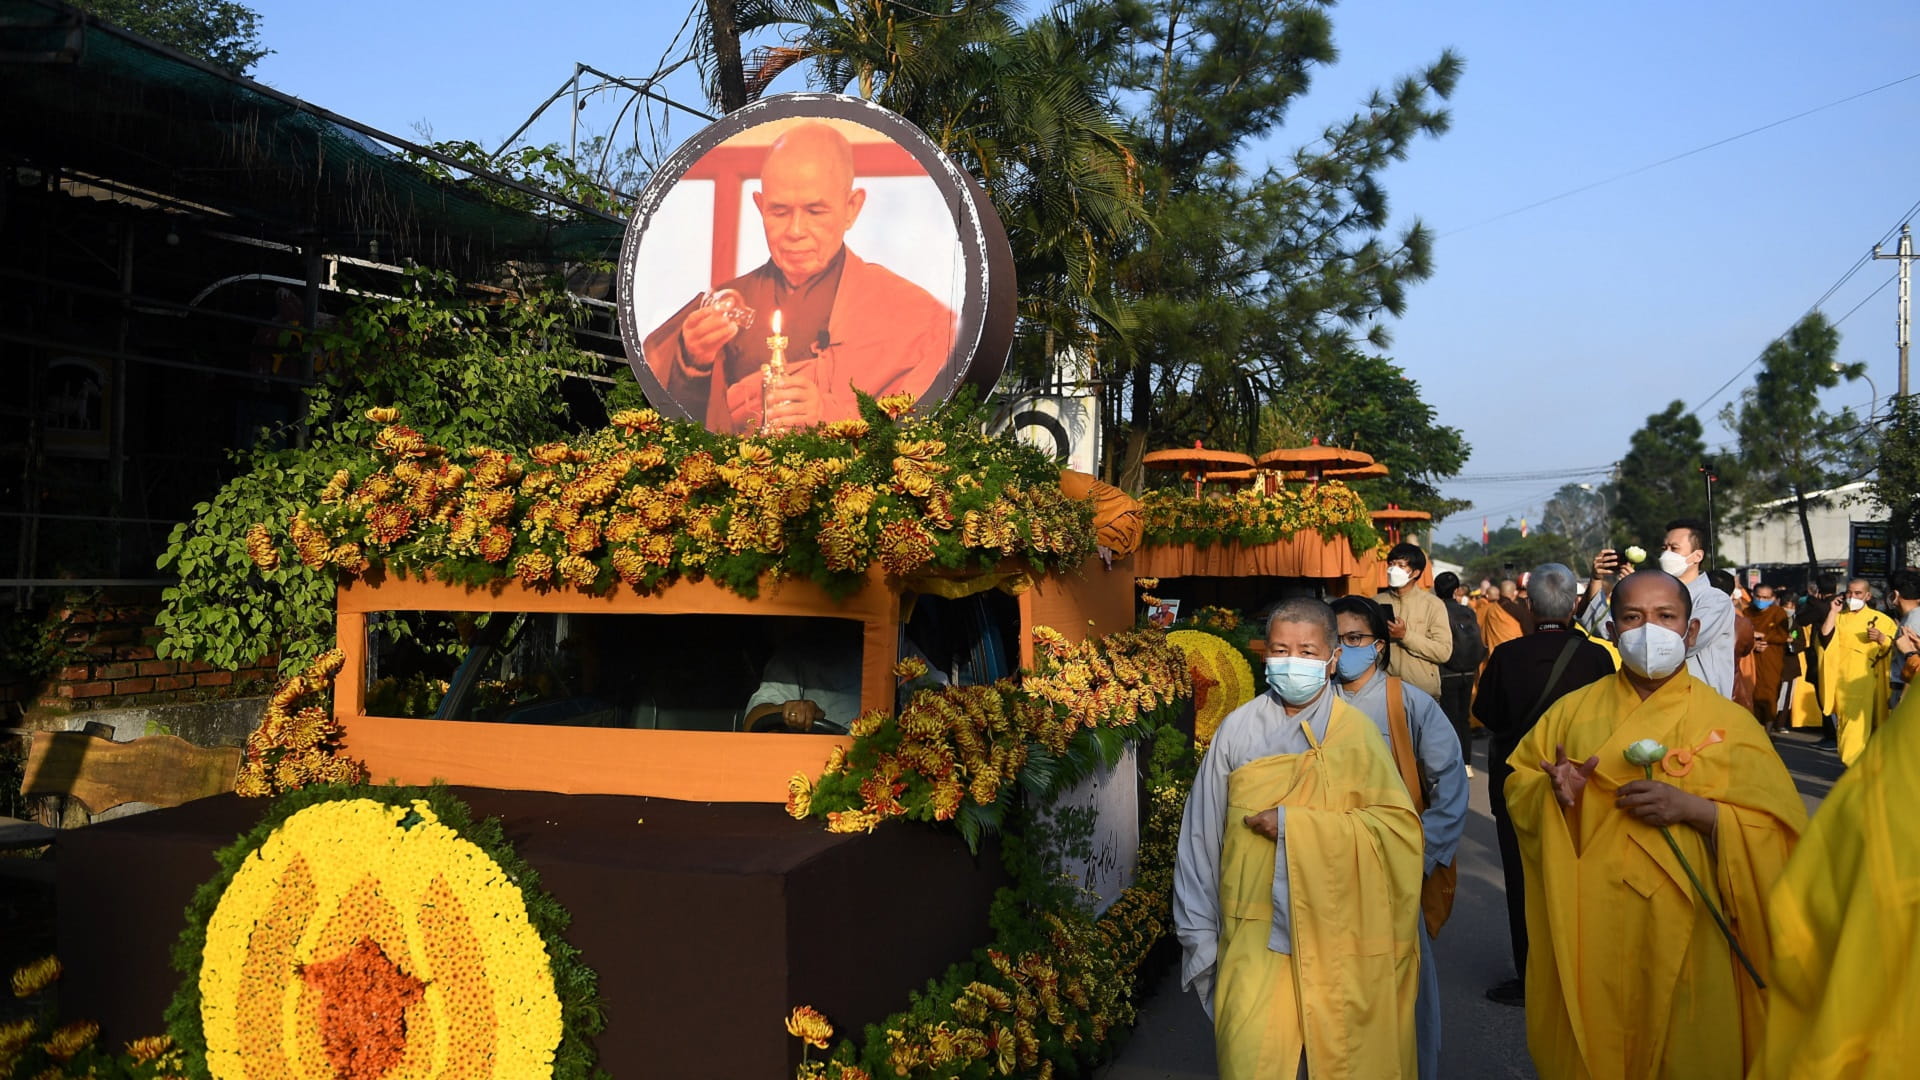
[1720,313,1871,571]
[154,272,587,673]
[400,140,632,220]
[1611,400,1710,551]
[1103,1,1463,483]
[1870,394,1920,567]
[76,0,269,74]
[1253,350,1471,517]
[163,783,607,1080]
[1430,521,1582,587]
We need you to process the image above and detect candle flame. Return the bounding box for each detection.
[771,309,782,334]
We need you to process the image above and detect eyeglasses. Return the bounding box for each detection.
[1338,633,1380,648]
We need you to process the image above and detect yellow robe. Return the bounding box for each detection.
[1506,672,1807,1080]
[1752,691,1920,1079]
[1819,608,1897,764]
[1214,702,1424,1080]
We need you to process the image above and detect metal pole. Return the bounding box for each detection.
[1701,463,1718,568]
[1873,222,1912,399]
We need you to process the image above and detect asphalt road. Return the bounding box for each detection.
[1100,726,1843,1080]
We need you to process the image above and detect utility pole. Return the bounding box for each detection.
[1873,223,1912,399]
[1699,459,1719,568]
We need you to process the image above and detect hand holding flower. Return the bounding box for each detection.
[1615,779,1718,834]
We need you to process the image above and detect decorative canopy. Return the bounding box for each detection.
[1255,438,1373,473]
[1324,462,1390,480]
[1144,442,1258,496]
[1370,503,1431,544]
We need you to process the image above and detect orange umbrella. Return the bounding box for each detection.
[1144,442,1257,497]
[1370,503,1432,545]
[1256,438,1373,484]
[1324,462,1390,480]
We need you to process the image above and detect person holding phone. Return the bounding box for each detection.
[1579,517,1735,699]
[1374,542,1453,699]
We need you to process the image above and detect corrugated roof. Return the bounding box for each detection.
[0,0,626,269]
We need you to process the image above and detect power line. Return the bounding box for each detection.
[1687,197,1920,419]
[1446,70,1920,237]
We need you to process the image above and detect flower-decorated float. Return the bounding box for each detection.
[45,93,1214,1080]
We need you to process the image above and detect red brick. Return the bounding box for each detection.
[113,677,156,695]
[68,681,114,698]
[137,660,177,676]
[120,645,158,661]
[95,662,137,680]
[57,664,91,682]
[185,661,215,674]
[195,671,234,688]
[90,628,137,645]
[153,675,194,692]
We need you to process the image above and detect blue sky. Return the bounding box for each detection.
[243,0,1920,542]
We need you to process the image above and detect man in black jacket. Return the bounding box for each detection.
[1433,571,1484,775]
[1471,562,1616,1007]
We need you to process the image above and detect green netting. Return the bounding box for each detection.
[0,0,626,265]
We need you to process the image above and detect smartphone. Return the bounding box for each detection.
[1379,603,1397,625]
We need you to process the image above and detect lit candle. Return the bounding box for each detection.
[762,308,789,431]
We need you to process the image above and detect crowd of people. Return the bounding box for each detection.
[1172,524,1920,1079]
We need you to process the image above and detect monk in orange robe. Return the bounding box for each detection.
[1748,584,1792,730]
[644,123,956,433]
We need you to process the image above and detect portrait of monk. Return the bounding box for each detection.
[642,122,959,434]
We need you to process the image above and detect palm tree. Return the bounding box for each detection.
[693,1,1146,381]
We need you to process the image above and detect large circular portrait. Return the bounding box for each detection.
[617,93,1014,435]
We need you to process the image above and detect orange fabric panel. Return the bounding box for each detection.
[1134,535,1361,580]
[1017,554,1136,669]
[341,716,848,803]
[1059,470,1145,557]
[1344,549,1434,596]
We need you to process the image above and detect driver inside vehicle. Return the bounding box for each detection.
[744,631,864,733]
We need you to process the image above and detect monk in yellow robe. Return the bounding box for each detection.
[1748,585,1792,730]
[1507,570,1806,1080]
[1174,598,1424,1079]
[1751,690,1920,1079]
[1818,578,1898,765]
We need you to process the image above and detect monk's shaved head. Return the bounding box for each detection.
[1611,569,1693,622]
[1266,597,1337,654]
[762,122,856,196]
[754,122,866,285]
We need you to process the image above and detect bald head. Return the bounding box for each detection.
[755,123,865,285]
[1610,569,1693,623]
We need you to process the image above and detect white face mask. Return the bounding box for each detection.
[1847,597,1866,612]
[1657,549,1692,577]
[1616,622,1689,680]
[1386,566,1413,588]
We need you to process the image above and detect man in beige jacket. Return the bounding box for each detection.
[1375,541,1453,699]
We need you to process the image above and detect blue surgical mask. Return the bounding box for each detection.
[1336,643,1379,683]
[1753,598,1774,610]
[1266,656,1330,705]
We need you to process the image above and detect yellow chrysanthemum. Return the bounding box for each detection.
[199,799,562,1079]
[10,956,59,998]
[785,1006,835,1051]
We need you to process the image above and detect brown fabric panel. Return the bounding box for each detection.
[56,788,1003,1077]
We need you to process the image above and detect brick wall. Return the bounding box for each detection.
[0,588,279,716]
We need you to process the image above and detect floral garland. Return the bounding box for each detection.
[1140,481,1381,555]
[1165,629,1257,748]
[791,628,1192,848]
[235,648,366,797]
[782,727,1193,1079]
[164,785,606,1080]
[244,394,1094,602]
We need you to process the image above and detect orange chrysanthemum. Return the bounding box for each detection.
[514,551,555,585]
[785,1006,835,1050]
